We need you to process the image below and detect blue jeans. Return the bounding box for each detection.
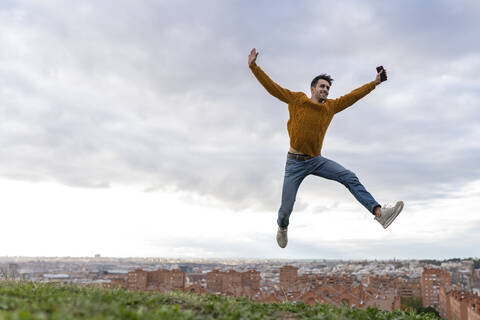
[277,154,380,228]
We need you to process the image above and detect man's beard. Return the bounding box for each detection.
[318,92,327,102]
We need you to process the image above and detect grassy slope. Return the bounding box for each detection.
[0,281,442,320]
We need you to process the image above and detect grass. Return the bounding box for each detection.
[0,280,442,320]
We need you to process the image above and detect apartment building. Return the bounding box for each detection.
[119,268,186,291]
[206,269,260,297]
[439,289,480,320]
[422,267,451,309]
[368,274,396,289]
[395,278,422,299]
[279,266,298,293]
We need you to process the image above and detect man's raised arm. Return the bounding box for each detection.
[248,48,295,104]
[332,67,388,114]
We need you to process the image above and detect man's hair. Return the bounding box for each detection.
[311,74,334,88]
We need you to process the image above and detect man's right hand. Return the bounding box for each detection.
[248,48,258,67]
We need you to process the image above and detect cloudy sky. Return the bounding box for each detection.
[1,0,479,260]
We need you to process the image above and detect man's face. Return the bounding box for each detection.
[311,79,330,102]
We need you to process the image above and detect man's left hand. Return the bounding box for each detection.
[375,68,387,85]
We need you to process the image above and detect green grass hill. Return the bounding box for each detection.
[0,281,442,319]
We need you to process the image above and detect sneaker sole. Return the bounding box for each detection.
[383,201,404,229]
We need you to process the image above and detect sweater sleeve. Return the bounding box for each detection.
[249,62,295,104]
[332,81,376,114]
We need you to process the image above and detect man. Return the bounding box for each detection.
[248,48,404,248]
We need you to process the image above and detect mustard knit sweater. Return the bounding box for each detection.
[249,62,376,157]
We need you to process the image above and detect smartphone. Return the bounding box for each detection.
[376,66,387,82]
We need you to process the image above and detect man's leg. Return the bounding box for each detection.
[309,156,379,214]
[278,158,308,228]
[276,157,308,248]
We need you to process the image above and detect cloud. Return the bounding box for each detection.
[145,216,480,260]
[1,0,479,216]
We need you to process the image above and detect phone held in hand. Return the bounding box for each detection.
[376,66,387,82]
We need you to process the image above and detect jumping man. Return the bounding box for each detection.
[248,48,404,248]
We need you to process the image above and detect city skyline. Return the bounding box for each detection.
[2,256,479,319]
[1,1,479,259]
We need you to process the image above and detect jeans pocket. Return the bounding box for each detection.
[285,159,302,176]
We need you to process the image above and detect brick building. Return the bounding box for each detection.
[450,291,471,320]
[100,272,129,289]
[223,270,242,296]
[272,266,399,311]
[206,270,223,293]
[128,269,148,290]
[147,269,185,291]
[468,296,480,320]
[102,264,440,314]
[279,267,357,295]
[108,278,129,289]
[125,268,185,291]
[318,274,356,288]
[421,267,451,310]
[279,266,298,293]
[242,270,261,293]
[439,286,452,319]
[206,269,260,297]
[395,278,421,299]
[440,289,480,320]
[368,274,396,289]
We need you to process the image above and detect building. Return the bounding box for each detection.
[206,269,260,297]
[421,267,451,310]
[467,295,480,320]
[439,285,452,319]
[271,266,399,311]
[368,274,396,289]
[450,290,470,320]
[125,268,185,291]
[279,266,298,293]
[147,269,185,291]
[206,270,223,294]
[242,270,261,294]
[127,269,148,290]
[436,286,480,320]
[395,278,421,299]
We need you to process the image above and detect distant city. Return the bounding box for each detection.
[1,256,479,320]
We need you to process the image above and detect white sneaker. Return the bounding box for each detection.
[375,201,404,229]
[276,227,288,248]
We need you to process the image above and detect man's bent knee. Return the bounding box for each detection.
[339,170,359,185]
